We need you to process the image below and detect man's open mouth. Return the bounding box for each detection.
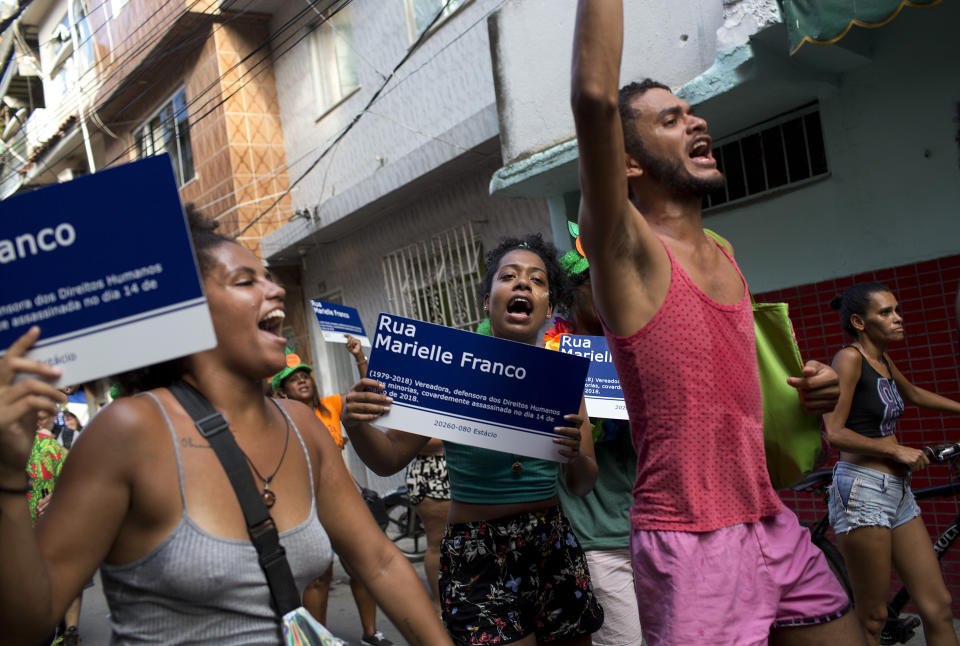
[689,138,712,160]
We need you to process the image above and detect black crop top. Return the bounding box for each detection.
[845,347,904,438]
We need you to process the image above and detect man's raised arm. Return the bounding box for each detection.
[570,0,629,252]
[571,0,665,337]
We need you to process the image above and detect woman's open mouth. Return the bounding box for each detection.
[258,309,286,341]
[505,295,534,323]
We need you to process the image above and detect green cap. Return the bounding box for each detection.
[271,349,312,393]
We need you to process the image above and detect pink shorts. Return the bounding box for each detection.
[631,507,850,646]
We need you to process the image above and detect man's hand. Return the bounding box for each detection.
[786,360,840,416]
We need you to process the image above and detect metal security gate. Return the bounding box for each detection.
[381,221,484,331]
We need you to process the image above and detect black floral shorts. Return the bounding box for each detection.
[439,505,604,645]
[405,453,451,505]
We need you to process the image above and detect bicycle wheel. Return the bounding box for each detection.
[384,502,426,562]
[812,532,854,602]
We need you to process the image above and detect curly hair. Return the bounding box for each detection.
[480,233,573,310]
[829,282,892,338]
[111,204,235,396]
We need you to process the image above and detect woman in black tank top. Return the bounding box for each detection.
[823,282,960,646]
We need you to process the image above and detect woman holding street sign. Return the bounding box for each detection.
[343,234,603,646]
[0,209,450,645]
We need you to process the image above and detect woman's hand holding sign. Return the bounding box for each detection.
[556,399,598,497]
[342,377,429,477]
[553,412,587,459]
[343,378,392,423]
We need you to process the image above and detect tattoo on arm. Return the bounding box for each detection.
[180,437,211,449]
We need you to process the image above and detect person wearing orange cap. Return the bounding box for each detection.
[272,337,394,646]
[270,338,366,452]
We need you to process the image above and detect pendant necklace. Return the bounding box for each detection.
[239,413,291,508]
[511,455,524,476]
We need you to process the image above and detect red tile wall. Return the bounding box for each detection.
[756,253,960,613]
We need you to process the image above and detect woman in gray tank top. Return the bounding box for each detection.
[0,207,452,646]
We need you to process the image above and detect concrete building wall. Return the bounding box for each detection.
[97,15,293,253]
[269,0,501,232]
[295,156,550,493]
[298,155,550,401]
[488,0,768,164]
[486,0,958,294]
[698,3,960,292]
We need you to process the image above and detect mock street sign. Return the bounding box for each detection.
[365,313,589,461]
[557,335,628,420]
[311,299,370,346]
[0,154,216,387]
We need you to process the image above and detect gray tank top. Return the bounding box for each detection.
[100,393,333,645]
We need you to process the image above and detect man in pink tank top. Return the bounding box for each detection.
[570,3,865,645]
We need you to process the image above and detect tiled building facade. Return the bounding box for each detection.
[94,6,294,255]
[2,0,308,358]
[3,0,295,254]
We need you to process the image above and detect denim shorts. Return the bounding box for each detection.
[828,461,922,534]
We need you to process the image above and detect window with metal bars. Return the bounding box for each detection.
[381,221,484,331]
[704,104,829,210]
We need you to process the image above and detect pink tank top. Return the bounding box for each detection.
[604,237,781,532]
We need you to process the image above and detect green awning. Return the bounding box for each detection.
[783,0,942,55]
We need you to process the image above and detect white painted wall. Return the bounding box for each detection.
[490,0,735,164]
[298,158,549,492]
[270,0,502,226]
[701,3,960,292]
[299,159,549,362]
[266,0,555,491]
[488,0,959,293]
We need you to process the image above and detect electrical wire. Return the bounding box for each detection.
[95,0,353,170]
[1,0,228,182]
[33,0,251,132]
[5,0,502,235]
[236,0,504,238]
[236,0,466,237]
[373,0,505,105]
[0,0,337,188]
[301,0,388,81]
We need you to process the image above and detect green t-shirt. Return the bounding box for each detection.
[558,422,636,550]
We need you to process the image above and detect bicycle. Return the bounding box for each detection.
[792,442,960,645]
[359,483,427,561]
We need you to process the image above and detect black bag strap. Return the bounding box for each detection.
[168,380,301,616]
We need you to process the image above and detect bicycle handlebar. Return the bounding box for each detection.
[923,442,960,464]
